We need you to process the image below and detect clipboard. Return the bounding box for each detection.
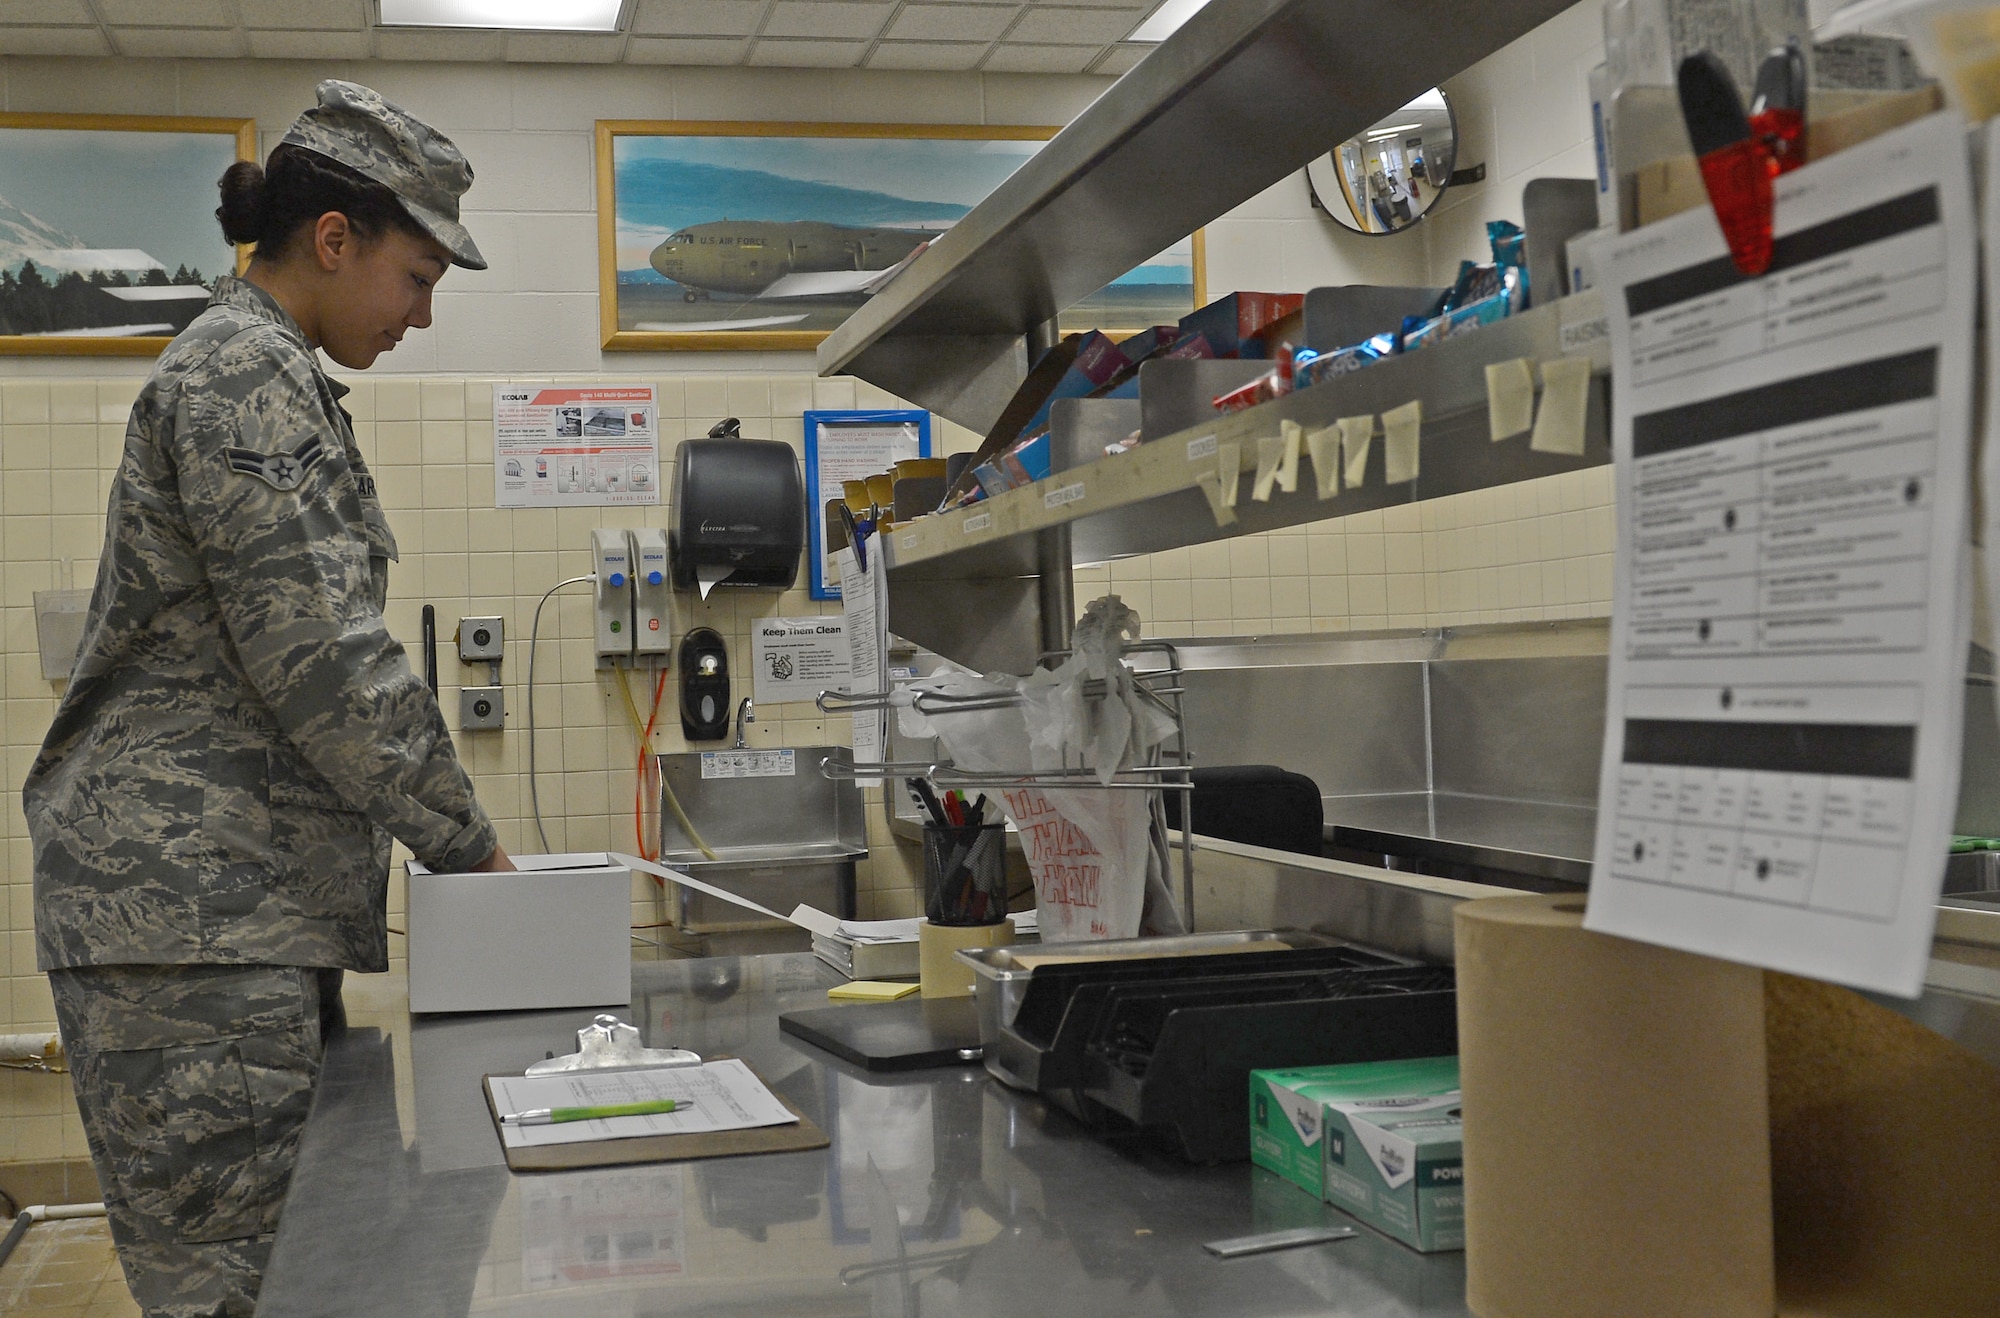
[481,1058,829,1172]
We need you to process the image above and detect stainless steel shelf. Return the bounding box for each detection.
[815,0,1580,430]
[877,294,1612,671]
[885,294,1611,582]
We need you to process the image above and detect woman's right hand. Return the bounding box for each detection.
[470,844,517,873]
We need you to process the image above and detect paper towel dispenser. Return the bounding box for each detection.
[671,417,805,592]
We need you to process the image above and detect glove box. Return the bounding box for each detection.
[405,852,631,1013]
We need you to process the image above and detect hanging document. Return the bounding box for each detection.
[1587,112,1975,997]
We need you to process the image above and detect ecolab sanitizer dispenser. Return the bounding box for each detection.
[630,527,673,658]
[591,527,634,660]
[670,417,806,592]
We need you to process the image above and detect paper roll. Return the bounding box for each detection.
[1767,971,2000,1315]
[1454,894,1774,1318]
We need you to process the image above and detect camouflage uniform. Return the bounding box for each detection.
[49,966,334,1318]
[27,81,490,1318]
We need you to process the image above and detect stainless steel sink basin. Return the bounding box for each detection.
[657,746,867,934]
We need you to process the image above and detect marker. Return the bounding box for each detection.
[502,1099,679,1126]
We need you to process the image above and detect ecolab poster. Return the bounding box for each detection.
[493,383,660,508]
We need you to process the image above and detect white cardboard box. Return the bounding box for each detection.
[405,851,631,1013]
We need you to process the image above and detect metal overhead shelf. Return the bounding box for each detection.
[883,295,1612,579]
[814,0,1578,431]
[877,294,1615,671]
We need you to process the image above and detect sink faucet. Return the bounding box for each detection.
[733,697,755,749]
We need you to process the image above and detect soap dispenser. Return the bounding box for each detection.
[679,628,731,741]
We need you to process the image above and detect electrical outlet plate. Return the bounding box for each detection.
[459,686,505,730]
[458,615,503,662]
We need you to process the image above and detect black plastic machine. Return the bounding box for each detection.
[989,943,1458,1164]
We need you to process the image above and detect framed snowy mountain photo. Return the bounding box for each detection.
[0,113,255,356]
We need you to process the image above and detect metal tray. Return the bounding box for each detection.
[955,929,1344,1050]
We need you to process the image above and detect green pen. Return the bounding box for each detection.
[502,1099,680,1126]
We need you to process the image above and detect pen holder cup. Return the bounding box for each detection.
[922,823,1007,926]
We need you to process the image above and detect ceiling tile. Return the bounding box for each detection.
[0,25,110,56]
[1091,42,1149,74]
[868,41,987,70]
[747,37,867,67]
[886,4,1016,41]
[238,0,367,29]
[0,0,93,20]
[111,28,248,58]
[1009,6,1140,44]
[762,2,894,40]
[373,28,507,61]
[505,32,627,63]
[630,0,766,37]
[246,29,373,60]
[982,42,1098,74]
[625,35,751,64]
[95,0,232,24]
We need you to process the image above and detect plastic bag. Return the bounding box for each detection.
[899,597,1185,942]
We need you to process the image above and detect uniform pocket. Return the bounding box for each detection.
[99,1041,274,1244]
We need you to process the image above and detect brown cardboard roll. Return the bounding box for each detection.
[1454,894,1774,1318]
[1767,971,2000,1315]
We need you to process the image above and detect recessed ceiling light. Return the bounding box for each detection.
[377,0,625,32]
[1130,0,1210,42]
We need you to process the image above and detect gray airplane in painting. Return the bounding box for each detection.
[648,219,941,301]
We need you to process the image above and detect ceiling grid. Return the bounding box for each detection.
[1,0,1166,74]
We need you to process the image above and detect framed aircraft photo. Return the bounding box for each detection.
[0,112,256,356]
[596,120,1204,352]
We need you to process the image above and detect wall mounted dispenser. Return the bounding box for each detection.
[591,527,634,661]
[679,627,731,741]
[631,526,673,658]
[670,417,806,596]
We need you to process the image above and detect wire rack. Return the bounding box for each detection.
[815,641,1198,928]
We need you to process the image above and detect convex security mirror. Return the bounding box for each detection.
[1307,88,1458,235]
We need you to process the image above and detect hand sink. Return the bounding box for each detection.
[656,746,867,933]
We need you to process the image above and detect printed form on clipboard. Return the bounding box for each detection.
[1586,111,1976,998]
[486,1059,798,1150]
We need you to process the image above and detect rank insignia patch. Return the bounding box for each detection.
[225,437,324,492]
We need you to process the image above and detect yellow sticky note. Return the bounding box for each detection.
[1215,442,1242,508]
[1339,415,1374,489]
[1383,400,1422,484]
[1531,357,1593,456]
[1277,419,1302,493]
[1196,468,1239,525]
[828,980,921,1002]
[1253,433,1286,502]
[1305,425,1342,498]
[1485,357,1536,441]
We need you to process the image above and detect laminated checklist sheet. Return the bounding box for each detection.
[1586,113,1976,997]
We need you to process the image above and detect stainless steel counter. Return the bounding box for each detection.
[256,955,1472,1317]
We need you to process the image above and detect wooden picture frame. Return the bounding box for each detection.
[0,112,256,357]
[596,120,1205,353]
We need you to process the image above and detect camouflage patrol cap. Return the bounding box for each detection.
[279,79,486,270]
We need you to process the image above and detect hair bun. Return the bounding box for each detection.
[216,160,269,247]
